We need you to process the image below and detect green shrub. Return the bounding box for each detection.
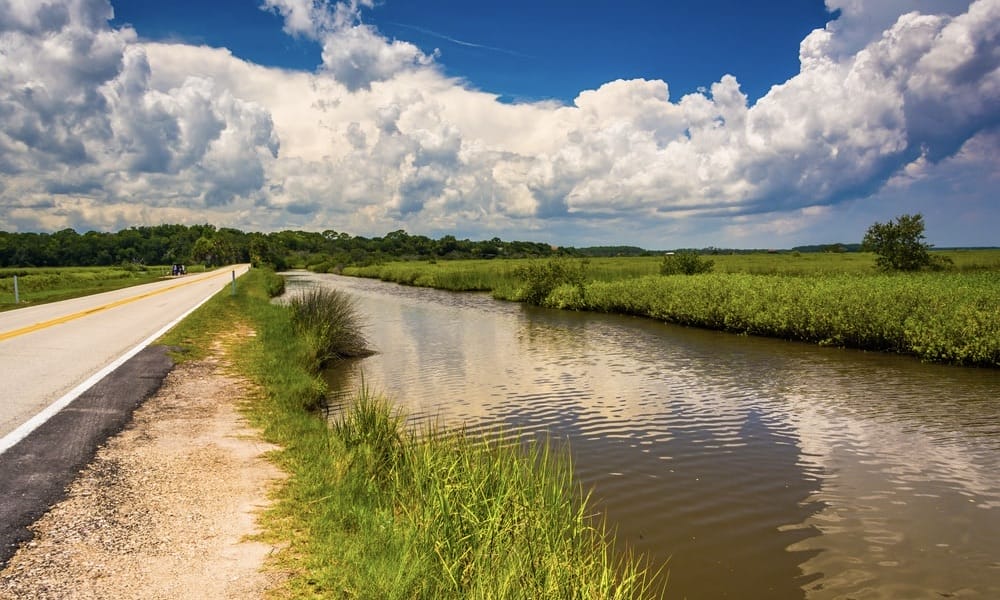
[514,258,589,305]
[659,251,714,275]
[544,282,587,309]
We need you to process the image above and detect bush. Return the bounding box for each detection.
[513,258,589,305]
[660,251,714,275]
[119,261,146,272]
[544,282,587,309]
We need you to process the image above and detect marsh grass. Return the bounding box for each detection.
[324,390,658,599]
[288,287,371,369]
[344,259,522,292]
[337,252,1000,366]
[573,273,1000,366]
[342,250,1000,287]
[163,268,660,598]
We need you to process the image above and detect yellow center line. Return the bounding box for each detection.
[0,271,227,343]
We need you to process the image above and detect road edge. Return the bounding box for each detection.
[0,346,175,567]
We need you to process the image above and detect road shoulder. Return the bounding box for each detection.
[0,343,285,599]
[0,345,174,564]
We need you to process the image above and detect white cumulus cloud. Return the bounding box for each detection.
[0,0,279,230]
[261,0,434,91]
[0,0,997,248]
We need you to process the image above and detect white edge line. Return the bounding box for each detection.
[0,270,243,456]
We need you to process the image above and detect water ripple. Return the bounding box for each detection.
[291,272,1000,600]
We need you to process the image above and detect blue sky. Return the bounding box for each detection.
[113,0,832,104]
[2,0,997,248]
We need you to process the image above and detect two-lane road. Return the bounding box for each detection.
[0,264,249,448]
[0,264,249,565]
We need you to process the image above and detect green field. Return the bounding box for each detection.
[343,250,1000,287]
[0,265,205,311]
[339,250,1000,367]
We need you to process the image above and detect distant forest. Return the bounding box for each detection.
[0,225,562,269]
[0,225,872,270]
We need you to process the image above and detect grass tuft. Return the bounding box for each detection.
[288,287,371,369]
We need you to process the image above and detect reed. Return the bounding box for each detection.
[323,390,657,599]
[288,287,371,369]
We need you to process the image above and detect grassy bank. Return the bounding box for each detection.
[554,273,1000,366]
[0,265,202,311]
[338,253,1000,367]
[160,269,658,598]
[342,249,1000,288]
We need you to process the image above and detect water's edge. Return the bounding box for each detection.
[290,272,1000,600]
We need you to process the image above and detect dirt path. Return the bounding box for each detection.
[0,343,286,599]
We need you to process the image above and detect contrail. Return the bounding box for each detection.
[387,22,532,58]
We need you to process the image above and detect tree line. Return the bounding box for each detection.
[0,213,944,273]
[0,225,559,269]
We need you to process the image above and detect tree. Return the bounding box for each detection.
[862,213,933,271]
[190,236,216,266]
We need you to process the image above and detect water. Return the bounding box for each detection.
[286,272,1000,599]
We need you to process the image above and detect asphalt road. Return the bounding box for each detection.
[0,265,249,566]
[0,265,249,443]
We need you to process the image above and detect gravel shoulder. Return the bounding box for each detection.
[0,342,286,599]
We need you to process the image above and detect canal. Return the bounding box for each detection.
[286,271,1000,599]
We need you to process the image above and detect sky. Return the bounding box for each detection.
[1,0,997,249]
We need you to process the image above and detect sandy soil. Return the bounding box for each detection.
[0,342,286,599]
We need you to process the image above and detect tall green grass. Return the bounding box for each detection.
[341,250,1000,287]
[338,253,1000,367]
[161,268,660,598]
[546,273,1000,366]
[344,259,523,292]
[288,287,371,370]
[323,392,656,599]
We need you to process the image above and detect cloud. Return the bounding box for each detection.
[820,0,973,57]
[0,0,997,248]
[0,0,113,34]
[261,0,435,91]
[723,0,998,212]
[0,0,279,230]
